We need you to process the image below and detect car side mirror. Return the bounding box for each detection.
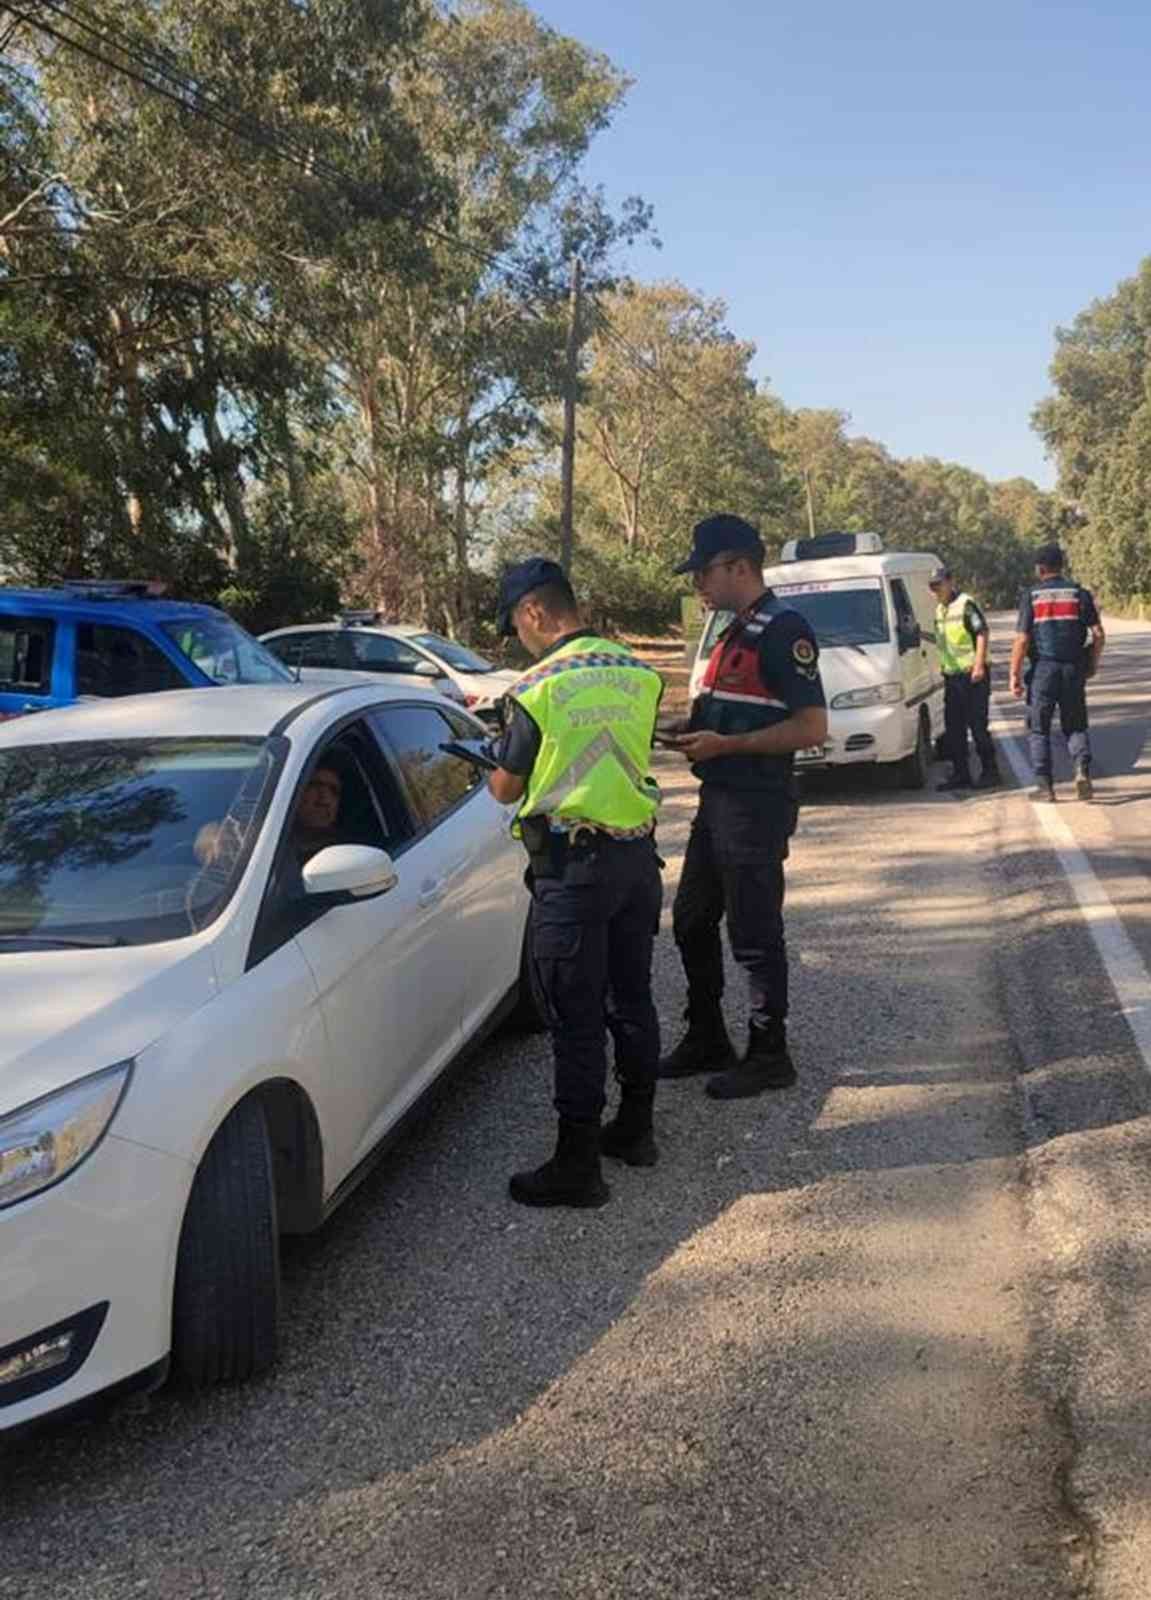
[302,844,398,901]
[413,660,441,679]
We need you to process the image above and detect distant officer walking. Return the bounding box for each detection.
[1009,543,1105,802]
[488,558,664,1209]
[660,515,827,1098]
[928,566,999,791]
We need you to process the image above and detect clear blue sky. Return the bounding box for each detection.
[532,0,1151,488]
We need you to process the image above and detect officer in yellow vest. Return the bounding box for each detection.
[928,565,999,791]
[488,558,664,1210]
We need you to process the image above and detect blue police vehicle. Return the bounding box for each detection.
[0,580,292,719]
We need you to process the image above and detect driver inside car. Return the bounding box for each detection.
[195,764,345,870]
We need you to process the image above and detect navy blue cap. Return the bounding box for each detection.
[928,565,952,586]
[674,514,765,576]
[497,556,569,636]
[1034,542,1064,570]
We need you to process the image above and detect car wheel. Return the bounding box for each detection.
[896,712,931,790]
[171,1095,281,1387]
[507,906,548,1033]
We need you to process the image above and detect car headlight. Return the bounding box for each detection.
[830,683,904,710]
[0,1063,132,1210]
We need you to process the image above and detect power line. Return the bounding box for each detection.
[583,299,697,413]
[1,0,571,314]
[4,0,695,420]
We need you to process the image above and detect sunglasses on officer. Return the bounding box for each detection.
[691,554,741,587]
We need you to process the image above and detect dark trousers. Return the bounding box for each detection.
[943,671,995,779]
[1029,659,1091,778]
[672,784,794,1031]
[530,836,663,1124]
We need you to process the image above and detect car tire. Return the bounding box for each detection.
[507,906,548,1033]
[171,1095,281,1387]
[895,712,931,790]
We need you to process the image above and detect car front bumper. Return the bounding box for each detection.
[0,1133,192,1431]
[796,704,911,769]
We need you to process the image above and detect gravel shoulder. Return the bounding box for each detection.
[0,754,1091,1599]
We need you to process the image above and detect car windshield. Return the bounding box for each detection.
[410,633,495,674]
[0,738,279,948]
[163,618,292,685]
[775,582,890,646]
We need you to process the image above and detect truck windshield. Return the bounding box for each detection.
[775,583,890,647]
[699,581,890,653]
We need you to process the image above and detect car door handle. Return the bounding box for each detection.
[418,878,445,908]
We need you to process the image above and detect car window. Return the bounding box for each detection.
[409,633,495,674]
[0,617,54,695]
[272,632,351,671]
[772,581,890,646]
[890,580,921,649]
[443,705,490,740]
[891,579,916,631]
[348,633,426,674]
[370,704,481,830]
[75,623,189,697]
[249,722,407,965]
[162,618,291,684]
[0,737,280,947]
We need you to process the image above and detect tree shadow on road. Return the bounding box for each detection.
[0,759,1143,1600]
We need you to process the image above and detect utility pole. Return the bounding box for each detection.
[560,256,583,575]
[803,466,817,539]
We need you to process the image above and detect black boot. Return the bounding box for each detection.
[509,1119,611,1209]
[659,1005,736,1079]
[706,1021,797,1100]
[601,1086,658,1167]
[937,771,972,792]
[974,764,1000,790]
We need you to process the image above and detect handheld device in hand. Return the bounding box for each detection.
[441,739,499,772]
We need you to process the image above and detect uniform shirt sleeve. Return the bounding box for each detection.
[491,698,541,777]
[757,612,826,711]
[1081,588,1100,628]
[1015,588,1034,635]
[963,600,988,639]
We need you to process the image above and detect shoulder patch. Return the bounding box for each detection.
[792,637,816,667]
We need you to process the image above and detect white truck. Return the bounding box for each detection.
[688,532,945,787]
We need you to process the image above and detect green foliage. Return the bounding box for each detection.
[1033,257,1151,601]
[1,3,1066,637]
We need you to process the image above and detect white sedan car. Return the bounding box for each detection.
[260,619,520,719]
[0,681,535,1433]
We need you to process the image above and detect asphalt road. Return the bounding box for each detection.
[3,624,1150,1599]
[985,611,1151,1600]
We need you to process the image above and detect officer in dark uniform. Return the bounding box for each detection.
[487,558,665,1209]
[660,515,827,1098]
[1009,542,1105,802]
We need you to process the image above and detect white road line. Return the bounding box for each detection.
[991,712,1151,1071]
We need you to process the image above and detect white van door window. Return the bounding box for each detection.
[889,580,921,653]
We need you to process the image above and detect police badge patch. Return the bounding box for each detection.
[792,636,818,680]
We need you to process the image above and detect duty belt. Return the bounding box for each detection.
[545,814,654,842]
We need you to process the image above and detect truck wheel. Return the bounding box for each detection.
[894,712,931,790]
[171,1096,281,1387]
[507,906,548,1033]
